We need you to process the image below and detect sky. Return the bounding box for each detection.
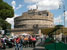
[3,0,67,29]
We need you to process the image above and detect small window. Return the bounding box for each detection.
[38,12,41,15]
[47,13,48,16]
[42,11,48,16]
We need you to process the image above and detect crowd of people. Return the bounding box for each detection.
[15,35,37,50]
[0,35,37,50]
[0,35,15,49]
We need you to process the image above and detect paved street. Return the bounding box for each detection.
[5,47,45,50]
[6,47,33,50]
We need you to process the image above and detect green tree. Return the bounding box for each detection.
[0,0,2,2]
[0,19,11,30]
[0,0,14,31]
[0,0,14,20]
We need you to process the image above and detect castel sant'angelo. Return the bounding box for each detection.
[11,8,54,35]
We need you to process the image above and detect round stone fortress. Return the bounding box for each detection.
[11,9,54,35]
[14,9,54,29]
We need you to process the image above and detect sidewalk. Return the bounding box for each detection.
[33,39,45,50]
[33,46,45,50]
[36,39,45,46]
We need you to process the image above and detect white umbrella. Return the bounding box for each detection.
[13,36,17,38]
[21,33,29,36]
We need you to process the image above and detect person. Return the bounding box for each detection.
[0,39,3,49]
[19,35,24,50]
[28,36,32,47]
[15,37,20,50]
[24,36,28,48]
[14,38,17,50]
[32,36,36,48]
[1,38,6,49]
[0,38,5,50]
[40,35,44,42]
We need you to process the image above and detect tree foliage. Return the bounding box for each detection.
[0,0,2,2]
[0,0,14,20]
[0,19,11,30]
[0,0,14,30]
[55,25,64,28]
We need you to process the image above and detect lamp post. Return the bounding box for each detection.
[61,0,66,43]
[63,1,66,27]
[62,0,66,43]
[59,0,65,26]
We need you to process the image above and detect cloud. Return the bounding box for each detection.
[16,4,22,10]
[54,11,67,26]
[11,0,22,10]
[25,0,62,10]
[11,0,16,9]
[6,14,19,29]
[27,5,36,10]
[65,11,67,20]
[54,16,63,25]
[24,0,39,3]
[64,11,67,27]
[60,11,67,21]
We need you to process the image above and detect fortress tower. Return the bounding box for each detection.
[10,9,54,35]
